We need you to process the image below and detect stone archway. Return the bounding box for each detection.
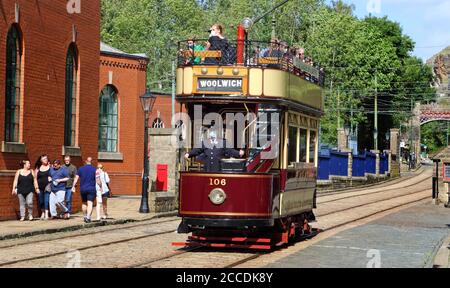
[406,102,450,166]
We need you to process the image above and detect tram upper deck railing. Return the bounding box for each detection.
[178,39,325,87]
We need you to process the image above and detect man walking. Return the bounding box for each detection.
[73,157,97,223]
[64,155,77,219]
[49,160,70,219]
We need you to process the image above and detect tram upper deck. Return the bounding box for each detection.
[176,39,325,113]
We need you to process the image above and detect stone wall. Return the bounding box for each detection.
[148,128,179,212]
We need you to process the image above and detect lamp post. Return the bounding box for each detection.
[139,91,156,213]
[373,129,378,151]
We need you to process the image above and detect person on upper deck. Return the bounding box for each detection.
[205,24,229,65]
[185,130,245,172]
[185,37,205,65]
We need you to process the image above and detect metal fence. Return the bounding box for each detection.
[318,150,390,181]
[177,39,325,86]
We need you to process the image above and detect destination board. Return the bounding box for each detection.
[197,78,243,93]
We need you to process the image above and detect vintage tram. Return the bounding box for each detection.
[173,31,325,250]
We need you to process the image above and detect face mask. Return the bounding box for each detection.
[210,30,217,37]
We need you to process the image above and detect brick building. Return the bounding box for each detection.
[0,1,100,220]
[98,43,149,196]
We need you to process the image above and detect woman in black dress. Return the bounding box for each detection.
[12,160,39,221]
[35,155,51,220]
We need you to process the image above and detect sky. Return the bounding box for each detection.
[327,0,450,61]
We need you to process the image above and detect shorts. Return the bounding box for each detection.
[96,190,109,203]
[80,190,96,202]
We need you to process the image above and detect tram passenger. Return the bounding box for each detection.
[184,37,204,65]
[205,24,231,65]
[184,130,245,172]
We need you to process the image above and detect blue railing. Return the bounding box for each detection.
[318,150,389,181]
[318,151,349,180]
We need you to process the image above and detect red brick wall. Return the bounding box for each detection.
[150,95,174,128]
[0,0,100,220]
[99,54,148,195]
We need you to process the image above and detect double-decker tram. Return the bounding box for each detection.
[173,28,325,250]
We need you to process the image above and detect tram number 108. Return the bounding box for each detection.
[209,178,227,186]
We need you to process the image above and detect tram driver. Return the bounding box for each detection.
[184,130,245,172]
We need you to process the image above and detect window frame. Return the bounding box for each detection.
[5,25,23,143]
[64,43,78,147]
[98,85,119,153]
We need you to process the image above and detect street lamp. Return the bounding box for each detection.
[139,91,156,213]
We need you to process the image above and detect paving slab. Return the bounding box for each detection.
[267,203,450,268]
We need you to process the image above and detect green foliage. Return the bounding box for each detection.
[421,122,450,154]
[100,0,436,149]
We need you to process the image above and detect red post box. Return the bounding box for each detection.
[156,164,168,191]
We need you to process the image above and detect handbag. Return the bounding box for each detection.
[45,183,52,193]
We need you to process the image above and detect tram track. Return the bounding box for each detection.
[318,170,430,204]
[0,217,180,250]
[0,219,182,267]
[317,168,426,198]
[317,185,431,218]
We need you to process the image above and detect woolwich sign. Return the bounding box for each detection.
[197,78,243,93]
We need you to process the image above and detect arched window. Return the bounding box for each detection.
[5,25,22,142]
[98,85,118,152]
[64,43,78,147]
[152,118,165,129]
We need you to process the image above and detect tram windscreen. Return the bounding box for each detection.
[299,129,307,163]
[310,130,317,163]
[288,127,297,165]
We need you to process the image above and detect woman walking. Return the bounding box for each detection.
[35,155,51,220]
[12,160,40,221]
[95,164,111,221]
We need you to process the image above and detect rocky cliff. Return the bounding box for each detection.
[427,46,450,97]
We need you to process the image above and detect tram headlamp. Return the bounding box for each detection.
[209,188,227,205]
[241,18,253,30]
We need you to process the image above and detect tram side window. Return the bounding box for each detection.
[299,128,307,163]
[288,126,297,165]
[309,130,317,163]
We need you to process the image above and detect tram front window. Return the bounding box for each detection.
[288,126,297,165]
[299,128,307,163]
[310,130,317,164]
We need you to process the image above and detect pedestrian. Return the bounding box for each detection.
[72,157,97,223]
[12,160,40,221]
[63,155,77,219]
[35,155,51,220]
[95,164,111,221]
[185,129,245,172]
[49,160,70,219]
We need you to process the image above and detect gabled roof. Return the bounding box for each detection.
[100,42,149,60]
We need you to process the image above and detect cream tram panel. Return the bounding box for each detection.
[183,67,193,95]
[176,68,184,95]
[263,69,289,98]
[248,68,263,96]
[289,76,323,110]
